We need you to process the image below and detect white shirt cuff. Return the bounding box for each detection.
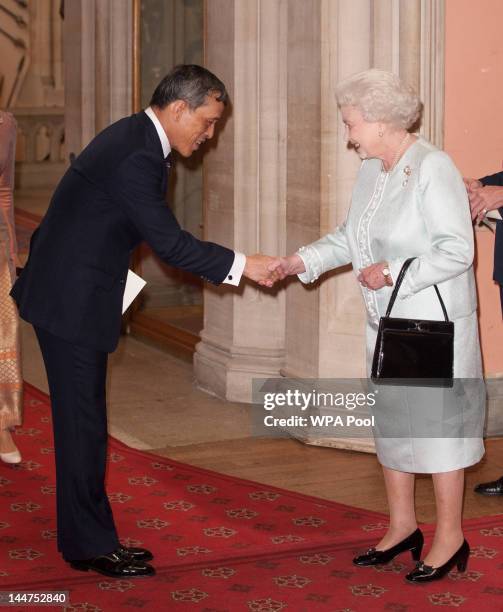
[222,251,246,286]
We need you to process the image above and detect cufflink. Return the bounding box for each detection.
[228,275,233,281]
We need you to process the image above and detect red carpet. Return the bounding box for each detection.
[1,384,503,611]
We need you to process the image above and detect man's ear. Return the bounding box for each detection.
[169,99,188,121]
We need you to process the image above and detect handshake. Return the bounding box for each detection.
[243,253,306,288]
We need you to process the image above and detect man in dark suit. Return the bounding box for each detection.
[12,65,276,577]
[465,172,503,496]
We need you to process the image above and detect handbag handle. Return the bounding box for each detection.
[384,257,450,322]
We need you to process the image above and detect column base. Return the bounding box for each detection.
[194,335,285,403]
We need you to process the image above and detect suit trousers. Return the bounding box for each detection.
[34,326,119,560]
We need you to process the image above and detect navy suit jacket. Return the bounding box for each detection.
[11,111,234,352]
[479,171,503,292]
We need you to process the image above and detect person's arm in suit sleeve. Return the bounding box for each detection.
[109,149,242,285]
[387,151,474,298]
[477,171,503,289]
[480,171,503,186]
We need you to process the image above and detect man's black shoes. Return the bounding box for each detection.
[474,476,503,496]
[116,545,154,563]
[69,548,155,578]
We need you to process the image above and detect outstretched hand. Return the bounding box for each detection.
[244,254,281,287]
[267,254,306,280]
[244,253,306,287]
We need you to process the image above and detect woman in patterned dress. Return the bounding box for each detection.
[0,110,23,464]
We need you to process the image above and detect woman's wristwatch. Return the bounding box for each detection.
[382,264,393,286]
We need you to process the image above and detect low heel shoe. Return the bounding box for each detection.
[69,549,155,578]
[353,528,424,566]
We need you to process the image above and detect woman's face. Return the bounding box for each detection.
[341,105,381,160]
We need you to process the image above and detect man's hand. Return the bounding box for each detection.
[465,182,503,222]
[357,262,389,291]
[463,177,482,192]
[267,254,306,280]
[244,254,282,287]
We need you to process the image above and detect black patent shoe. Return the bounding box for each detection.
[353,528,424,566]
[405,539,469,583]
[69,549,156,578]
[116,545,153,563]
[474,476,503,496]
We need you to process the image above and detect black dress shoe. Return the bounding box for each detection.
[405,539,469,583]
[474,476,503,496]
[116,545,154,563]
[353,528,424,566]
[69,549,156,578]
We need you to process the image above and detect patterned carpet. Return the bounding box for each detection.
[0,384,502,610]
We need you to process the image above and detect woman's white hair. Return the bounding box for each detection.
[335,69,422,130]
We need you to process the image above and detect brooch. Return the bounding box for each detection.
[402,165,412,187]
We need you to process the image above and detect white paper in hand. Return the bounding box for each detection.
[122,269,147,314]
[486,209,502,221]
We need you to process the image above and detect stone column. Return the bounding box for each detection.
[283,0,372,382]
[420,0,445,147]
[194,0,287,402]
[372,0,445,146]
[282,0,322,378]
[372,0,396,71]
[317,0,372,378]
[399,0,422,92]
[63,0,132,157]
[198,0,445,415]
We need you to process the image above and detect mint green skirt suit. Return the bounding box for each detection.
[297,137,485,473]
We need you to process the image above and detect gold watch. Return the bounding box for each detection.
[382,265,393,286]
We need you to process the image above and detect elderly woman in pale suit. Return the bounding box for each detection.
[272,70,485,583]
[0,110,23,464]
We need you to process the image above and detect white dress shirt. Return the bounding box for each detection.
[144,107,245,286]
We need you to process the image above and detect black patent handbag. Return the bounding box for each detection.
[371,258,454,387]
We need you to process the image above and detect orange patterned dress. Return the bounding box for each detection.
[0,111,22,430]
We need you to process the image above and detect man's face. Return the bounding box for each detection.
[170,93,224,157]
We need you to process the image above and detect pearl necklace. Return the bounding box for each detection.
[383,132,411,173]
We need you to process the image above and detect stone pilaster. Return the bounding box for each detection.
[63,0,132,157]
[198,0,445,412]
[194,0,287,402]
